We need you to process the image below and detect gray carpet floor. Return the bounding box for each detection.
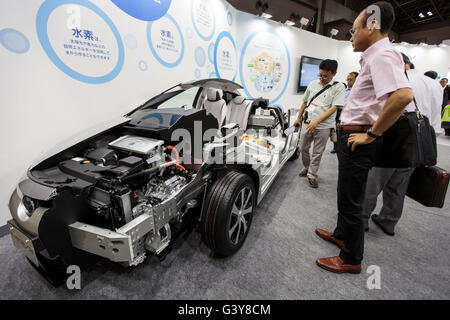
[1,136,449,300]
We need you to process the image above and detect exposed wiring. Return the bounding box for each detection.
[166,145,186,171]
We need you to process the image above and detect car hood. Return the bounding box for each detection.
[28,116,131,171]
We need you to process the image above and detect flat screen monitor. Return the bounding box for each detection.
[298,56,323,93]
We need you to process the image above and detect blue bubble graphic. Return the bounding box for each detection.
[214,31,237,81]
[239,29,291,104]
[36,0,125,84]
[139,60,148,71]
[191,0,216,41]
[194,46,206,67]
[195,69,201,79]
[227,12,232,26]
[0,28,30,54]
[124,34,137,50]
[111,0,172,22]
[147,14,184,68]
[208,43,215,63]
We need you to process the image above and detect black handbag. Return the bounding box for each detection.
[375,98,437,168]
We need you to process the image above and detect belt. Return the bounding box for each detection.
[337,124,372,132]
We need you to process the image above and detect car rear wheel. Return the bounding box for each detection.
[201,171,255,257]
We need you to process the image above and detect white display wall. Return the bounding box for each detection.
[0,0,449,226]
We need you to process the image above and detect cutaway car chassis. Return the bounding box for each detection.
[7,79,300,285]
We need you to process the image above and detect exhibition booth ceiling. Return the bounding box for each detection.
[228,0,450,44]
[0,0,449,226]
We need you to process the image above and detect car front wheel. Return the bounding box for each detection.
[201,171,255,257]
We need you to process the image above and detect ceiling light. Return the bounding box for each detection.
[256,1,271,19]
[439,43,448,48]
[419,12,425,18]
[300,17,309,27]
[330,28,339,38]
[420,42,428,47]
[427,11,433,16]
[285,20,295,26]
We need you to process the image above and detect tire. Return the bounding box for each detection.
[289,145,301,161]
[201,171,256,257]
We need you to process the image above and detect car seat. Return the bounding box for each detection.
[204,88,227,130]
[226,96,253,131]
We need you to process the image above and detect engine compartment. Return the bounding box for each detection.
[30,123,197,233]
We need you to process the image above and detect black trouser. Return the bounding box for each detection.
[333,130,383,265]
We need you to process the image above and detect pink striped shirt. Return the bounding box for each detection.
[340,38,411,125]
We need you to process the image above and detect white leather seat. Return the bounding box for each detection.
[226,96,253,131]
[204,89,227,130]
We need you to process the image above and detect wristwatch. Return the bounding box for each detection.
[366,127,380,139]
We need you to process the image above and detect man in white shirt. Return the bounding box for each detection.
[361,53,443,235]
[293,59,346,188]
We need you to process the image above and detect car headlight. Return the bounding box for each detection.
[17,196,36,221]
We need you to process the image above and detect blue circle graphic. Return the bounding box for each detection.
[124,34,137,50]
[36,0,125,84]
[111,0,172,22]
[227,12,232,26]
[138,60,148,71]
[208,42,215,63]
[0,28,30,54]
[239,29,291,104]
[195,69,201,79]
[191,0,216,41]
[213,31,237,81]
[147,14,184,68]
[194,46,206,67]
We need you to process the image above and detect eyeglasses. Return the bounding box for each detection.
[318,74,330,79]
[349,28,355,37]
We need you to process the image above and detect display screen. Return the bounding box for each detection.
[298,56,323,92]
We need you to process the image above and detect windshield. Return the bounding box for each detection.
[157,87,200,110]
[127,87,201,116]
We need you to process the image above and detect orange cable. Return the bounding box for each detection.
[166,145,186,170]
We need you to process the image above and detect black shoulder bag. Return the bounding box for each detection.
[375,95,437,168]
[302,81,338,123]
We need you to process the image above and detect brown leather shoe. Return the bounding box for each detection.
[315,228,344,248]
[298,168,308,177]
[316,256,361,274]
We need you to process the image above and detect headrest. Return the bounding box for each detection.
[232,96,246,104]
[207,89,221,102]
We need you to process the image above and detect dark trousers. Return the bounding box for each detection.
[333,130,383,265]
